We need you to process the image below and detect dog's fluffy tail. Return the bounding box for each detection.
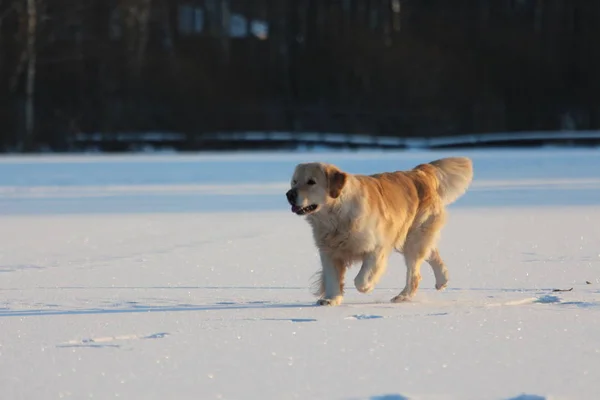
[426,157,473,205]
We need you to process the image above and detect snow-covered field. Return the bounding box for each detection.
[1,148,600,400]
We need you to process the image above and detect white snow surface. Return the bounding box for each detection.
[1,148,600,400]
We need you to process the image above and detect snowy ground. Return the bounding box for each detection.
[1,148,600,400]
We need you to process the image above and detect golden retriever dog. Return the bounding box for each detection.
[286,157,473,306]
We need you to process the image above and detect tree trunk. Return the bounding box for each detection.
[24,0,36,151]
[220,0,231,63]
[136,0,152,75]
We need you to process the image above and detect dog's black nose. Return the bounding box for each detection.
[286,189,297,204]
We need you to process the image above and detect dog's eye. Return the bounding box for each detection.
[307,179,316,185]
[292,180,297,185]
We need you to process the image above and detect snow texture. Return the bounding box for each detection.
[1,148,600,400]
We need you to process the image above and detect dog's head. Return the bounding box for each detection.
[286,162,347,216]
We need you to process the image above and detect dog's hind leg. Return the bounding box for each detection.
[354,249,390,294]
[391,250,425,303]
[392,215,445,303]
[315,251,346,306]
[427,248,449,290]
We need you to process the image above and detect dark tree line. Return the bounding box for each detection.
[1,0,600,152]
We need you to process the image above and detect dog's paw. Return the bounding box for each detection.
[390,294,412,303]
[316,297,342,306]
[356,285,374,294]
[354,276,374,294]
[435,269,449,291]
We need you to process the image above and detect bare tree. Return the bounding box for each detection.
[134,0,152,75]
[120,0,152,77]
[24,0,36,151]
[5,0,26,95]
[7,0,38,150]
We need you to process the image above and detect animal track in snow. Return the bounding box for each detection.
[535,295,562,304]
[0,264,45,273]
[345,314,384,320]
[247,317,317,323]
[56,332,169,348]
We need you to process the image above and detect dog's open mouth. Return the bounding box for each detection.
[291,204,318,215]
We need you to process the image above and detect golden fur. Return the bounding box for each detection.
[286,157,473,306]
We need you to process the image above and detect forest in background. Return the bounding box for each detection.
[1,0,600,152]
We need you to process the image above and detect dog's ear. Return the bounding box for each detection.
[326,165,347,199]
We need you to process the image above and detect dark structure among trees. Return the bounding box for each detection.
[1,0,600,152]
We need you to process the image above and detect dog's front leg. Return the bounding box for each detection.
[354,249,389,294]
[316,251,345,306]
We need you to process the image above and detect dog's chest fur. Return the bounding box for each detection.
[306,197,376,260]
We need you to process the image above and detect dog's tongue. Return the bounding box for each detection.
[291,205,301,213]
